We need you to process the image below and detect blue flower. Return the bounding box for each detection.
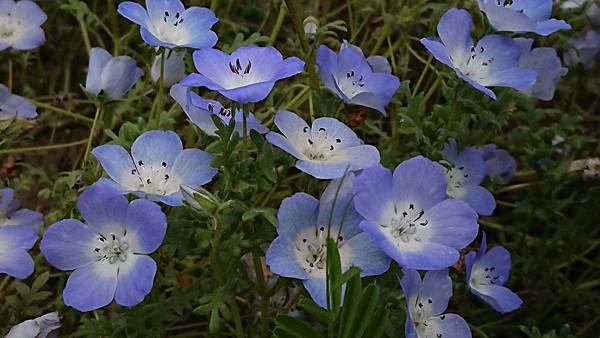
[0,84,37,120]
[479,144,516,184]
[91,130,218,206]
[180,46,305,103]
[478,0,571,36]
[441,139,496,216]
[40,183,167,312]
[0,187,43,230]
[266,110,380,179]
[0,0,47,51]
[170,84,268,136]
[265,174,390,308]
[151,51,186,88]
[0,225,37,279]
[5,312,61,338]
[400,269,472,338]
[465,232,523,313]
[117,0,218,49]
[564,30,600,69]
[341,40,392,73]
[84,47,143,101]
[421,8,538,100]
[353,156,479,270]
[316,44,400,116]
[515,38,568,101]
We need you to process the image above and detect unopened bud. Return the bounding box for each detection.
[180,185,219,214]
[303,16,319,42]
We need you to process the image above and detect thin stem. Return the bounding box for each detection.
[0,275,11,293]
[210,0,218,13]
[252,253,270,334]
[152,48,167,128]
[8,57,13,91]
[228,296,245,338]
[0,138,88,155]
[78,16,92,55]
[31,100,95,124]
[82,105,102,167]
[269,1,287,45]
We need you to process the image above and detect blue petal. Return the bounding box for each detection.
[92,144,138,192]
[146,0,184,23]
[171,149,217,189]
[534,19,572,36]
[117,2,151,28]
[140,27,167,47]
[131,130,183,169]
[296,160,354,179]
[366,55,391,73]
[177,7,218,49]
[63,261,118,312]
[266,132,305,159]
[437,8,474,64]
[419,269,452,316]
[424,199,479,249]
[85,48,112,97]
[425,313,472,338]
[0,226,36,279]
[316,45,339,92]
[481,67,538,91]
[311,117,362,147]
[265,236,308,280]
[13,0,47,26]
[421,38,454,70]
[77,184,129,236]
[0,187,15,211]
[101,56,143,100]
[404,312,418,338]
[478,246,512,283]
[455,71,498,99]
[344,232,391,276]
[11,26,45,50]
[303,277,327,308]
[443,144,486,185]
[277,193,319,239]
[317,174,363,238]
[170,85,219,136]
[393,156,448,210]
[518,45,568,101]
[275,56,305,81]
[473,284,523,313]
[353,165,394,225]
[40,219,97,270]
[188,49,230,88]
[451,185,496,216]
[114,254,157,307]
[272,110,310,148]
[479,1,536,33]
[400,268,421,304]
[4,209,43,231]
[218,81,277,104]
[124,199,167,254]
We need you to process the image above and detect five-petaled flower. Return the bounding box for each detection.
[180,46,305,103]
[0,84,37,120]
[265,174,390,308]
[353,156,479,270]
[477,0,571,36]
[117,0,218,49]
[85,47,143,101]
[266,110,380,179]
[316,44,400,116]
[515,38,568,101]
[465,232,523,313]
[479,144,516,184]
[0,187,43,230]
[40,183,167,312]
[400,269,472,338]
[170,84,268,136]
[421,8,538,100]
[441,139,496,216]
[0,0,47,51]
[92,130,217,206]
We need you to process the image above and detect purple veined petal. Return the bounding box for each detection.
[424,313,472,338]
[40,219,99,271]
[0,226,37,279]
[437,8,474,65]
[146,0,185,24]
[123,199,166,255]
[276,193,320,239]
[92,144,140,192]
[114,254,157,307]
[418,269,452,317]
[3,209,43,231]
[77,184,128,236]
[100,56,143,100]
[12,0,47,26]
[117,1,151,28]
[170,149,217,194]
[266,132,305,159]
[344,232,391,276]
[10,25,45,51]
[392,156,448,210]
[422,199,479,249]
[303,276,328,308]
[353,165,394,225]
[63,261,118,312]
[450,185,496,216]
[265,236,309,280]
[316,45,339,91]
[85,47,113,97]
[472,284,523,313]
[131,130,183,169]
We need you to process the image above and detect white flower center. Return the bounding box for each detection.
[445,165,468,197]
[295,226,345,277]
[149,10,189,44]
[383,203,429,244]
[128,159,180,196]
[455,45,497,83]
[300,126,343,161]
[470,264,501,288]
[93,233,130,264]
[0,12,22,42]
[336,68,367,99]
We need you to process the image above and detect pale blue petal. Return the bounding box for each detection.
[85,48,112,97]
[117,2,151,28]
[92,144,137,191]
[420,269,452,316]
[40,219,98,270]
[266,132,305,159]
[303,277,327,308]
[114,254,157,307]
[0,226,36,279]
[353,165,394,225]
[437,8,474,64]
[101,56,142,100]
[124,199,166,254]
[345,232,391,276]
[171,149,217,189]
[393,156,448,210]
[473,284,522,313]
[316,45,338,90]
[5,209,43,231]
[426,314,472,338]
[11,26,45,50]
[277,193,319,239]
[77,184,128,236]
[63,261,118,312]
[131,130,183,168]
[13,0,47,26]
[265,236,308,280]
[295,161,353,179]
[421,38,454,69]
[452,185,496,216]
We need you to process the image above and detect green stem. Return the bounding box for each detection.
[78,16,92,55]
[152,48,168,128]
[31,100,95,124]
[269,1,287,45]
[208,216,224,279]
[82,105,102,167]
[229,296,245,338]
[8,57,13,92]
[0,138,88,155]
[0,275,11,293]
[210,0,218,12]
[496,182,536,194]
[252,253,270,334]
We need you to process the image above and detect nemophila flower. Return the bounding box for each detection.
[401,269,471,338]
[340,40,392,73]
[0,224,37,279]
[477,0,571,36]
[0,187,43,230]
[0,84,37,120]
[85,47,143,101]
[170,84,268,136]
[564,30,600,69]
[117,0,218,49]
[265,174,390,308]
[266,110,380,179]
[465,232,523,313]
[151,50,186,88]
[0,0,47,51]
[92,130,217,206]
[569,157,600,181]
[353,156,479,270]
[515,38,568,101]
[479,144,516,184]
[5,312,61,338]
[180,46,305,103]
[40,183,167,312]
[421,8,538,100]
[316,44,400,116]
[441,139,496,216]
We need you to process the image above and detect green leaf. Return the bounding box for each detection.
[274,315,321,338]
[365,307,390,338]
[32,271,49,292]
[326,237,343,311]
[298,298,332,323]
[352,284,380,337]
[338,269,362,338]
